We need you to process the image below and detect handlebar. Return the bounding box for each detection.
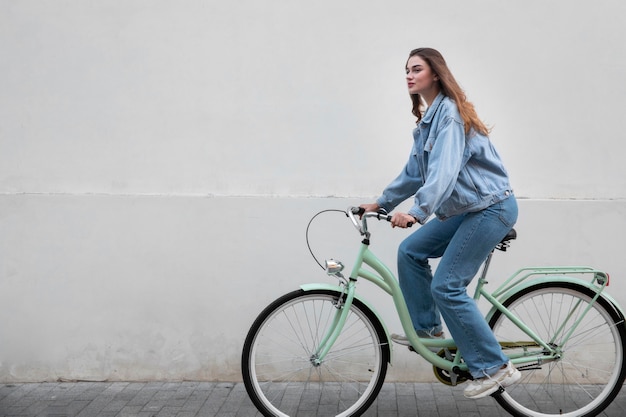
[349,206,392,221]
[305,207,415,270]
[347,206,413,237]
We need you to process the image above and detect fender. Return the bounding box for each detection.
[485,276,625,324]
[300,283,393,362]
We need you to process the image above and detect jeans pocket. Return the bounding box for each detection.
[497,196,518,228]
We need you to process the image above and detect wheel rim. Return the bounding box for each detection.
[491,285,625,417]
[246,292,387,416]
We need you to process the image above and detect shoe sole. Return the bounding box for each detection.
[391,334,443,352]
[464,369,521,399]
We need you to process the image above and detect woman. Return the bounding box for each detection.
[360,48,520,399]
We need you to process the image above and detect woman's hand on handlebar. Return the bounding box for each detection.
[357,204,416,228]
[358,203,380,218]
[390,212,416,229]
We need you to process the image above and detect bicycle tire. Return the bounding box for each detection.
[489,282,626,417]
[241,289,390,417]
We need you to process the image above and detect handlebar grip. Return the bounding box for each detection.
[351,206,415,227]
[390,217,413,227]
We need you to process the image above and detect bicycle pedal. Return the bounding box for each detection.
[408,345,443,355]
[490,386,506,397]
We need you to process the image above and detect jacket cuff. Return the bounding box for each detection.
[407,207,428,225]
[376,196,393,213]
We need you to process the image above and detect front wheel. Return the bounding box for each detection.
[489,282,626,417]
[241,289,389,417]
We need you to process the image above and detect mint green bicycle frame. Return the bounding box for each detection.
[304,211,620,377]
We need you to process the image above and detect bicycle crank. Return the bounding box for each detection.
[432,348,472,386]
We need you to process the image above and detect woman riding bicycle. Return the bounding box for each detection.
[360,47,520,399]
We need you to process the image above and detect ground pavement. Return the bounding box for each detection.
[1,381,626,417]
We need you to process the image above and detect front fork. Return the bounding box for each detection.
[311,262,358,365]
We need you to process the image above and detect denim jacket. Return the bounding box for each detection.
[376,93,513,224]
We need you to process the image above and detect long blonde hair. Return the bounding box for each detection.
[407,48,489,136]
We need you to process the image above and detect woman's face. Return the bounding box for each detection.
[405,55,439,99]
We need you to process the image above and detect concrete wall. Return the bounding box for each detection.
[1,0,625,382]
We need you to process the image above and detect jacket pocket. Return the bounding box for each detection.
[437,167,480,216]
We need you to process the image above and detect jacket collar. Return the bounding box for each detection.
[421,93,445,124]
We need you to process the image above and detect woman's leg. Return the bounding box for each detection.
[397,215,465,335]
[431,197,518,378]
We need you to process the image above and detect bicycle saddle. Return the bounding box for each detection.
[496,229,517,252]
[501,228,517,244]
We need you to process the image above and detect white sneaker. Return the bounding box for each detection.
[463,361,521,399]
[390,333,412,346]
[390,332,444,352]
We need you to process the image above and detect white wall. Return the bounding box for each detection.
[1,0,625,382]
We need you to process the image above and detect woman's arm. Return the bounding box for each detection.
[408,115,466,223]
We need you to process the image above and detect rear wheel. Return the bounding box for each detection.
[242,289,389,416]
[489,283,626,417]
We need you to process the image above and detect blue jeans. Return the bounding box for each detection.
[397,195,518,379]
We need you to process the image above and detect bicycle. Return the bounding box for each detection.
[241,207,626,417]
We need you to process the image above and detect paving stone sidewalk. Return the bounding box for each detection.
[1,381,626,417]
